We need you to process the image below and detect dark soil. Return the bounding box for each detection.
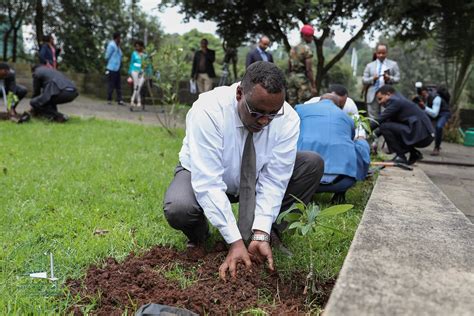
[66,245,335,315]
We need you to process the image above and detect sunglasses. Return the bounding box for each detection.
[242,94,284,120]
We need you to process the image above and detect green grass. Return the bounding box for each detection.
[0,118,374,314]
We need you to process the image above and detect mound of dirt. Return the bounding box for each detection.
[67,245,334,315]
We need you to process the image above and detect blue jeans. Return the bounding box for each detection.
[317,175,356,193]
[435,112,451,149]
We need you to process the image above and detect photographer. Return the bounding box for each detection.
[418,86,451,156]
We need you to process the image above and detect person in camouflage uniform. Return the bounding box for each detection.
[287,25,317,106]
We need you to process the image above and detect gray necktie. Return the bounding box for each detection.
[238,131,256,241]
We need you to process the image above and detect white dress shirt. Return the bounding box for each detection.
[179,83,300,244]
[305,96,366,138]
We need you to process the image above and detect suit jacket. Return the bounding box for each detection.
[31,66,77,108]
[362,58,400,103]
[371,93,434,145]
[296,99,370,180]
[246,47,273,68]
[191,49,216,78]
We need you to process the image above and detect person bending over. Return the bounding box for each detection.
[296,93,370,204]
[163,61,324,281]
[0,62,27,116]
[371,85,434,165]
[29,65,78,122]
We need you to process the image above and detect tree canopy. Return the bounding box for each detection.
[160,0,390,93]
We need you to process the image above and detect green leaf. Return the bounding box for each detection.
[284,213,301,223]
[319,204,353,218]
[276,207,296,224]
[288,222,303,230]
[301,224,312,236]
[307,204,320,223]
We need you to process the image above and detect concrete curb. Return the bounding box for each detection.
[324,167,474,316]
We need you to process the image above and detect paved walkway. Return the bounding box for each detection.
[11,95,474,221]
[14,95,186,128]
[417,143,474,222]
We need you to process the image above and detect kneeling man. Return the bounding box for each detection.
[296,93,370,204]
[163,62,324,281]
[371,85,434,164]
[30,65,78,122]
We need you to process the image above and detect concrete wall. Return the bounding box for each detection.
[325,167,474,315]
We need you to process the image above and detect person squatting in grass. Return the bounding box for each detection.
[163,61,324,281]
[0,62,28,116]
[28,65,79,123]
[296,92,371,205]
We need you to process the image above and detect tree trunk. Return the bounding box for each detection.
[35,0,44,49]
[448,45,473,129]
[3,29,12,61]
[12,27,18,62]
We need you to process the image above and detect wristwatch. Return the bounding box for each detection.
[251,233,270,243]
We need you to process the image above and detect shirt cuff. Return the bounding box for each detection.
[219,223,242,244]
[252,214,273,235]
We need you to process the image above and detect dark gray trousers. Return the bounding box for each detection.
[163,151,324,243]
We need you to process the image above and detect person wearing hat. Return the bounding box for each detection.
[287,24,317,106]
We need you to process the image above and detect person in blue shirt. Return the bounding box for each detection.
[105,32,123,105]
[128,40,151,110]
[296,93,371,204]
[418,86,451,156]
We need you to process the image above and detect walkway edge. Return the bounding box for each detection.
[324,167,474,316]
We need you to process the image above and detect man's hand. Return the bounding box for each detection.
[219,239,252,281]
[373,74,379,82]
[248,231,274,271]
[383,73,391,83]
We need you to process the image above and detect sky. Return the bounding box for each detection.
[140,0,371,48]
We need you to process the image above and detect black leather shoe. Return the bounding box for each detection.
[408,149,423,165]
[330,192,347,204]
[391,155,408,165]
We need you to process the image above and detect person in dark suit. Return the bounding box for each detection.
[191,38,216,93]
[0,62,28,116]
[246,36,273,69]
[29,65,78,122]
[371,85,434,165]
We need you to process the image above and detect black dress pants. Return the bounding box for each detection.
[380,122,433,156]
[33,89,78,119]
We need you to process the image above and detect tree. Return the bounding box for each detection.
[160,0,389,94]
[0,1,33,62]
[386,0,474,127]
[29,0,163,72]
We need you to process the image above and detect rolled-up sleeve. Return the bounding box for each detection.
[186,105,242,244]
[425,96,441,118]
[252,115,300,234]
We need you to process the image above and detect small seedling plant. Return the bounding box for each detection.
[276,197,353,296]
[351,110,377,136]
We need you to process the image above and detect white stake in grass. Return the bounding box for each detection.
[29,252,58,281]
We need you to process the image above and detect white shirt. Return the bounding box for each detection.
[376,59,389,87]
[179,83,300,244]
[304,96,366,138]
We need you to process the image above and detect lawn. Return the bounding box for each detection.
[0,118,374,314]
